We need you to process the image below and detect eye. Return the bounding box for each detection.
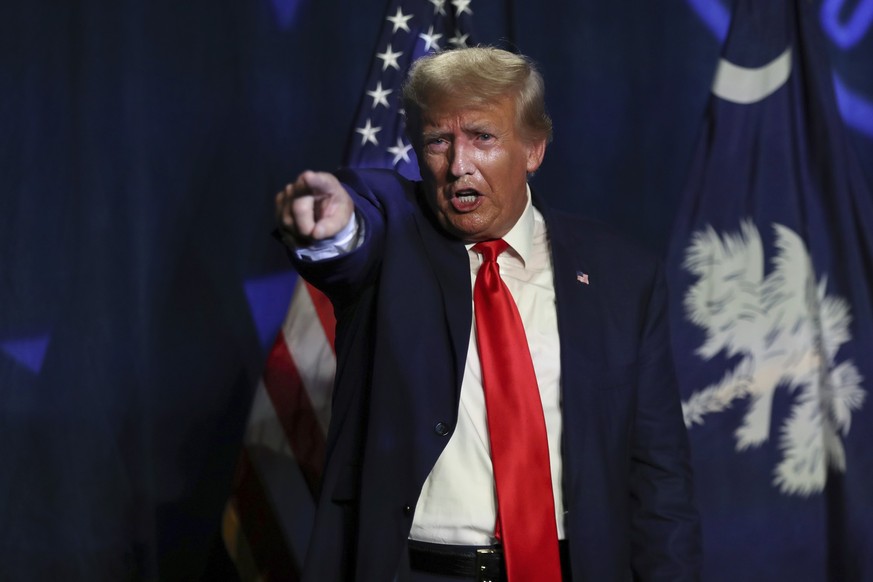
[478,133,494,141]
[424,137,448,153]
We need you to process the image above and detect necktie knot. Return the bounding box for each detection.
[472,239,509,262]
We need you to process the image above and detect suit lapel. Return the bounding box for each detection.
[534,197,606,368]
[535,196,611,529]
[410,187,472,394]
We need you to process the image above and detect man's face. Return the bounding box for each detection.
[415,95,546,242]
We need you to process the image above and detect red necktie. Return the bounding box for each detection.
[472,239,562,582]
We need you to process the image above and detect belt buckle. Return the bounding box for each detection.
[474,548,501,582]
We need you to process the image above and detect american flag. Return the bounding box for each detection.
[345,0,476,179]
[223,2,476,579]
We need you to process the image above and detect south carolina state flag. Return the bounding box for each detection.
[667,0,873,580]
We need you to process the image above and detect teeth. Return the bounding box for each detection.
[457,195,477,203]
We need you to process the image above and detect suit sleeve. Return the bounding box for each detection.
[629,260,703,581]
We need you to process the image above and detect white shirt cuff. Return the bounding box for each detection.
[291,213,363,262]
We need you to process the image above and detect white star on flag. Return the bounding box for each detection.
[376,44,403,71]
[366,81,392,109]
[449,32,469,47]
[451,0,473,16]
[341,0,477,176]
[429,0,447,16]
[576,271,590,285]
[419,25,443,52]
[387,138,413,165]
[355,119,381,146]
[385,6,413,34]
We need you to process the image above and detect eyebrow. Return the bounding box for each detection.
[464,122,495,134]
[421,122,498,140]
[421,129,448,142]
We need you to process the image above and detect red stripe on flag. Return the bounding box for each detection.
[263,331,326,497]
[304,281,336,352]
[230,448,301,582]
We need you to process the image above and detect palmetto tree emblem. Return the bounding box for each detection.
[681,220,865,496]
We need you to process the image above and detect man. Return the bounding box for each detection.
[275,47,701,581]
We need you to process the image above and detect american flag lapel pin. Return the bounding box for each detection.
[576,271,590,285]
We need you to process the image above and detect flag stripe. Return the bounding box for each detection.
[263,332,327,498]
[237,381,320,569]
[281,280,335,433]
[245,378,294,454]
[228,448,301,582]
[304,281,336,352]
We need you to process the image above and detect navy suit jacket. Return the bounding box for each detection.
[291,168,701,581]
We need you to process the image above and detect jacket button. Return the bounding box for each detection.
[403,505,412,516]
[434,422,450,436]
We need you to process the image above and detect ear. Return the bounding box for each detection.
[525,138,547,173]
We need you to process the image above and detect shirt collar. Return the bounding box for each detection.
[466,184,535,267]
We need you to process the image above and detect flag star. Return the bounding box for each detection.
[429,0,447,16]
[451,0,473,16]
[376,43,403,71]
[448,32,470,47]
[419,25,443,52]
[366,81,392,109]
[386,6,413,33]
[387,138,413,165]
[355,119,381,146]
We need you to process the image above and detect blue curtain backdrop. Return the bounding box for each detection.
[1,0,870,579]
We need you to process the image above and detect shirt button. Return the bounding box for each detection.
[434,422,450,436]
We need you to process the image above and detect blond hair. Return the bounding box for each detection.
[402,46,553,143]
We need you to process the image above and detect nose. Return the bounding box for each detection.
[449,142,473,178]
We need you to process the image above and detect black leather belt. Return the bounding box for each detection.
[408,539,570,581]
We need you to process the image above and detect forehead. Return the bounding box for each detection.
[419,95,517,130]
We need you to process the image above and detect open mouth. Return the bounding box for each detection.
[450,188,482,212]
[455,189,479,204]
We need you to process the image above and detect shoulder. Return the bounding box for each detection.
[544,204,663,275]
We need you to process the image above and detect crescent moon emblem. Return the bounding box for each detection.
[712,46,792,104]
